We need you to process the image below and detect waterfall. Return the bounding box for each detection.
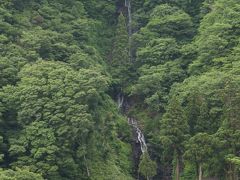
[117,2,148,178]
[128,118,147,153]
[117,93,148,154]
[125,0,132,61]
[117,93,124,109]
[125,0,132,36]
[117,94,148,179]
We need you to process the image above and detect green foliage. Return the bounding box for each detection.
[136,38,180,66]
[0,57,21,87]
[0,0,240,179]
[143,0,204,17]
[226,155,240,170]
[0,136,4,163]
[159,96,189,153]
[9,121,60,178]
[221,75,240,130]
[0,0,136,179]
[147,4,194,41]
[132,4,194,56]
[184,133,219,174]
[111,13,131,88]
[132,61,186,111]
[0,168,43,180]
[189,0,240,74]
[112,13,129,65]
[138,152,157,179]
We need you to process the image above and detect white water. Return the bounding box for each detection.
[117,93,124,109]
[117,94,148,154]
[128,117,148,153]
[125,0,132,61]
[118,0,147,155]
[125,0,132,36]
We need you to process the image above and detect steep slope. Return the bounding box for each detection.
[0,0,239,180]
[0,1,134,179]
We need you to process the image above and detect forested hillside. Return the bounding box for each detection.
[0,0,239,180]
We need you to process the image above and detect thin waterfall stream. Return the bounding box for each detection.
[117,93,148,179]
[116,1,148,179]
[128,117,147,153]
[125,0,133,61]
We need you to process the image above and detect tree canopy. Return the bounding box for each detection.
[0,0,239,179]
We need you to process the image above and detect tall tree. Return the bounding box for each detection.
[2,61,109,179]
[159,96,189,180]
[138,152,157,180]
[111,13,130,88]
[0,168,43,180]
[184,133,219,180]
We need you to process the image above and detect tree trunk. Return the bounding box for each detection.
[196,163,199,180]
[198,164,202,180]
[84,155,90,177]
[228,164,234,180]
[233,164,238,180]
[176,157,180,180]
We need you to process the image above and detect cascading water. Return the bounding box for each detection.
[128,117,147,153]
[125,0,133,61]
[117,93,148,179]
[117,93,124,109]
[116,1,148,179]
[125,0,132,37]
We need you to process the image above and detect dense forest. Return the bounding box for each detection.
[0,0,239,179]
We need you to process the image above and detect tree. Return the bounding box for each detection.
[113,13,129,56]
[143,0,204,17]
[221,77,240,130]
[132,61,186,111]
[139,152,157,180]
[147,4,194,41]
[0,136,4,163]
[136,38,180,66]
[216,129,240,180]
[111,13,130,88]
[189,0,240,74]
[0,0,12,8]
[226,155,240,172]
[184,133,219,180]
[0,168,43,180]
[159,96,189,180]
[0,1,135,179]
[185,92,214,135]
[0,57,24,88]
[2,61,110,179]
[9,121,60,178]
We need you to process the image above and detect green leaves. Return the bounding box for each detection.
[189,0,240,74]
[0,136,4,163]
[1,60,116,178]
[111,13,131,88]
[0,1,135,179]
[132,61,186,111]
[184,133,218,164]
[139,152,157,179]
[137,38,180,66]
[9,121,60,178]
[147,4,194,41]
[159,96,189,152]
[0,168,44,180]
[226,155,240,170]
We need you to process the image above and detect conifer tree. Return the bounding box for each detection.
[138,152,157,180]
[159,96,189,180]
[184,133,218,180]
[112,13,129,64]
[111,13,130,87]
